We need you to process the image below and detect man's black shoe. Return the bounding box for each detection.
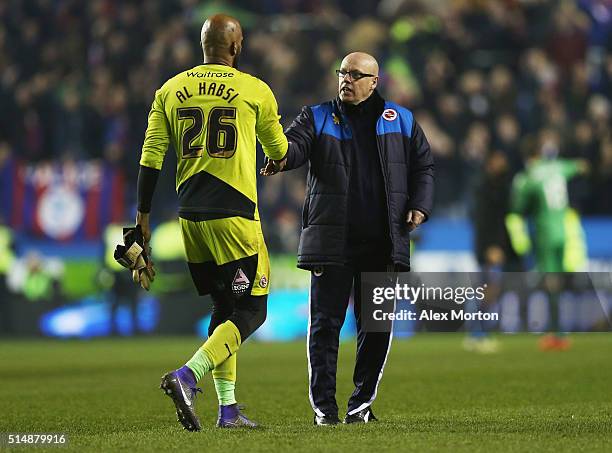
[344,407,378,424]
[314,414,341,426]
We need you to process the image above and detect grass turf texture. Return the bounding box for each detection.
[1,334,611,452]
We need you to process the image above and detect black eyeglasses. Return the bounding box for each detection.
[336,69,375,81]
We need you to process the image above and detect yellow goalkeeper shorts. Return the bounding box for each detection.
[179,216,270,297]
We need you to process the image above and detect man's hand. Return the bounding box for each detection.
[132,256,156,291]
[406,209,425,232]
[136,211,152,243]
[260,157,287,176]
[114,220,156,291]
[133,211,155,290]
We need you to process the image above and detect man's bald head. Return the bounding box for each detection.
[200,14,243,68]
[341,52,379,77]
[338,52,379,105]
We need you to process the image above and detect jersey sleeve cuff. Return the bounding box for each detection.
[265,140,289,161]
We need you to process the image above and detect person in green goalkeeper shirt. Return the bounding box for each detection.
[506,129,589,350]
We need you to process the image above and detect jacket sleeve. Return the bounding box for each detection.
[408,120,435,219]
[282,106,316,171]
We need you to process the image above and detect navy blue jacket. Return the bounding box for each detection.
[283,92,434,270]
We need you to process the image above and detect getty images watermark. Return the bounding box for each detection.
[360,272,612,333]
[372,282,492,322]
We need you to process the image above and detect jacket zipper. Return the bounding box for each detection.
[375,119,395,258]
[343,112,352,263]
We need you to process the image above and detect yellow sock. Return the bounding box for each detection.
[212,351,237,382]
[201,320,241,368]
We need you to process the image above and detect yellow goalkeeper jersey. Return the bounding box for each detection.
[140,63,288,220]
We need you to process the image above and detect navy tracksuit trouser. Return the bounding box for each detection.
[307,258,396,417]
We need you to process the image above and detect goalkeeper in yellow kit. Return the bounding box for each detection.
[133,14,287,430]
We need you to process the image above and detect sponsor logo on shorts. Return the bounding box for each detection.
[232,268,250,294]
[382,108,397,121]
[259,274,268,288]
[313,266,324,277]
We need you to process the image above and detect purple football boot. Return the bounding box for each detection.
[217,403,258,428]
[160,366,203,431]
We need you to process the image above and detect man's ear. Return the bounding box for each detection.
[230,42,238,56]
[371,76,378,90]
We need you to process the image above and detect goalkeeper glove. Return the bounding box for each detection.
[113,225,156,290]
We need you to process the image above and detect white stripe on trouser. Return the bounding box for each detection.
[347,271,397,416]
[347,328,393,415]
[306,280,326,417]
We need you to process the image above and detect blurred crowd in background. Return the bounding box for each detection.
[1,0,611,254]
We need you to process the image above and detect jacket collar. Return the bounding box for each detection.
[334,89,386,119]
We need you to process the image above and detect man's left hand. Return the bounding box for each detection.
[134,211,155,290]
[406,209,425,232]
[114,216,156,291]
[136,211,152,243]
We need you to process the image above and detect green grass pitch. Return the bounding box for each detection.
[1,334,611,452]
